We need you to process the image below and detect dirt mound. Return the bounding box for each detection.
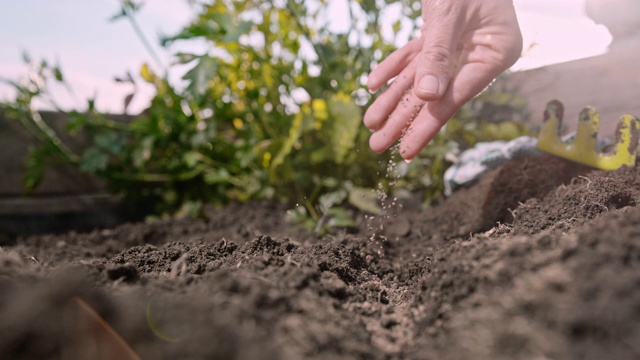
[410,155,591,242]
[513,166,640,234]
[1,156,640,359]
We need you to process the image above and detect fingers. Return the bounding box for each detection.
[413,1,466,101]
[367,39,421,92]
[399,61,505,160]
[364,57,418,131]
[369,90,425,153]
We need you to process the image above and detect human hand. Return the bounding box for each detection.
[364,0,523,161]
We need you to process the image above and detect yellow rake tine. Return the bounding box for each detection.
[537,100,640,170]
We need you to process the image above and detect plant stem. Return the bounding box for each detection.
[29,109,81,163]
[123,4,165,72]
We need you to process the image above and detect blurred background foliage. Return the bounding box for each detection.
[1,0,530,233]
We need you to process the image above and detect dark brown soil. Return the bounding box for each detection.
[2,155,640,359]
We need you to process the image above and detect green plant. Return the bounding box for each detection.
[1,0,530,233]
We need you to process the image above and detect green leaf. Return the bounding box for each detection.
[79,147,109,172]
[95,131,126,155]
[286,206,317,229]
[204,168,231,184]
[161,23,223,45]
[221,21,253,43]
[66,111,88,133]
[87,98,96,112]
[318,189,347,212]
[183,151,200,167]
[175,200,204,218]
[327,207,356,228]
[183,56,218,99]
[23,147,46,194]
[326,93,362,164]
[348,186,380,214]
[132,136,154,167]
[53,65,64,82]
[211,12,233,32]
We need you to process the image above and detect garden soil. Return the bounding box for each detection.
[1,154,640,359]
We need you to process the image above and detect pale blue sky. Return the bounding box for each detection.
[0,0,196,113]
[0,0,611,113]
[0,1,192,77]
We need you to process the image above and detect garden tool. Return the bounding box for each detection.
[537,100,640,170]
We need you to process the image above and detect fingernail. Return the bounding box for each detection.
[418,75,439,96]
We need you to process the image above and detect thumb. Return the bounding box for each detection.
[414,2,464,101]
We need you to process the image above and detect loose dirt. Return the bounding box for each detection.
[1,155,639,359]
